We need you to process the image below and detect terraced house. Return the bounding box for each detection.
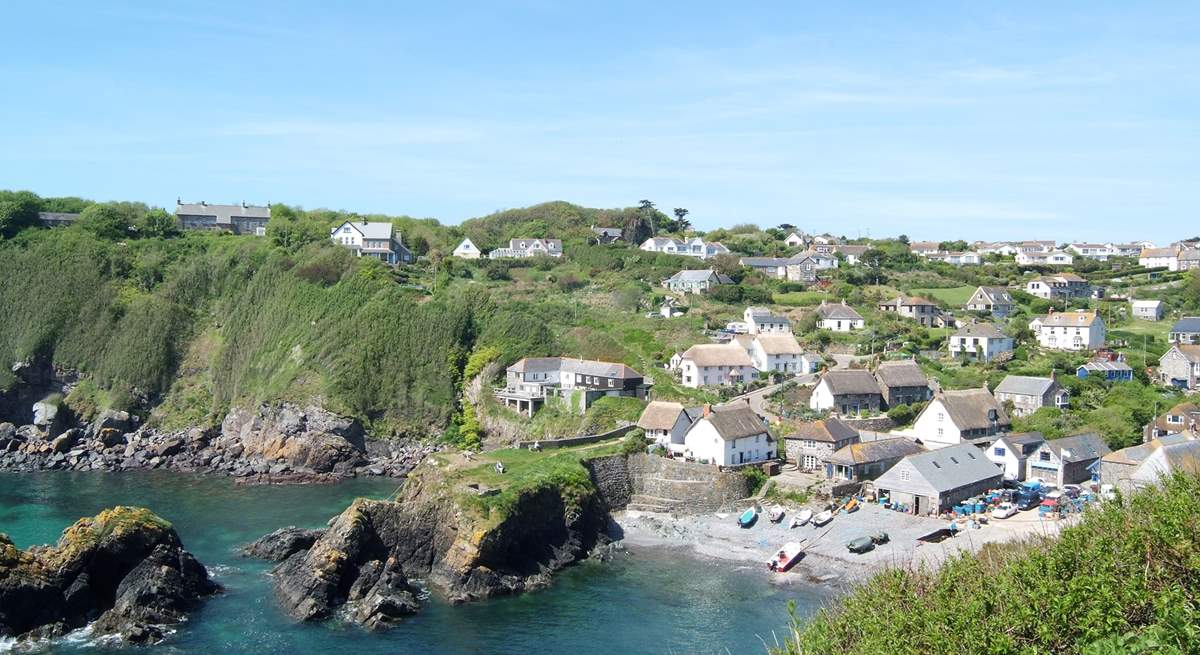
[1030,309,1106,351]
[785,417,859,472]
[809,370,884,415]
[872,360,932,408]
[495,357,650,416]
[175,200,270,235]
[912,387,1010,448]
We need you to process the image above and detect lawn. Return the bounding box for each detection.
[910,285,975,306]
[773,291,829,307]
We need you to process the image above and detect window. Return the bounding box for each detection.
[1039,451,1051,462]
[899,470,910,481]
[937,427,944,437]
[994,447,1006,457]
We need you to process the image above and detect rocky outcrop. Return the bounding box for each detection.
[0,506,219,644]
[218,403,367,474]
[240,526,325,562]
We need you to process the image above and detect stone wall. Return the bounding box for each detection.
[585,454,753,514]
[583,454,633,510]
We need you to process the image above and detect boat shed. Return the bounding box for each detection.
[872,443,1004,515]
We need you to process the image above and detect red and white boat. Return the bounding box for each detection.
[766,540,806,573]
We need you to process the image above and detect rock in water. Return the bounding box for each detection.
[240,526,325,562]
[219,403,367,473]
[0,506,219,644]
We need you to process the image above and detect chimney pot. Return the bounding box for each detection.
[703,404,711,418]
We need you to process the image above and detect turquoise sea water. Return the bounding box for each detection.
[0,472,828,654]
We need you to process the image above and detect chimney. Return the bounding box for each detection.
[242,201,248,208]
[703,404,711,418]
[176,197,181,205]
[1050,369,1056,382]
[201,200,207,206]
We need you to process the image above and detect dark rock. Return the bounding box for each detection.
[240,526,325,562]
[154,437,185,458]
[349,558,419,630]
[0,422,15,442]
[91,409,132,437]
[219,403,367,473]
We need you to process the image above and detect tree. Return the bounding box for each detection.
[267,204,329,251]
[622,204,655,245]
[0,193,39,239]
[897,234,910,245]
[138,208,178,238]
[709,252,744,280]
[672,207,690,233]
[77,203,133,240]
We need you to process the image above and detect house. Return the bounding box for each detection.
[661,269,734,294]
[495,357,650,417]
[1168,317,1200,344]
[784,416,860,471]
[784,232,807,248]
[824,438,926,484]
[872,444,1004,515]
[1145,401,1200,439]
[1138,246,1180,271]
[833,245,869,265]
[784,256,821,283]
[1015,240,1058,254]
[975,242,1020,256]
[809,370,883,416]
[873,360,932,408]
[1158,345,1200,390]
[948,323,1014,363]
[677,344,758,388]
[1102,435,1200,494]
[1029,310,1106,351]
[799,250,839,269]
[909,241,941,256]
[681,404,774,466]
[926,251,982,266]
[1025,433,1110,486]
[912,388,1011,448]
[636,401,697,454]
[1111,241,1155,257]
[452,238,482,259]
[488,238,563,259]
[877,296,947,327]
[1067,243,1116,260]
[1077,358,1133,382]
[641,237,686,256]
[744,307,792,334]
[739,257,792,279]
[176,200,270,235]
[329,220,414,265]
[986,433,1046,482]
[1178,248,1200,271]
[1024,274,1091,300]
[1131,299,1165,321]
[591,226,624,244]
[993,374,1069,417]
[1016,250,1074,266]
[814,301,865,331]
[965,286,1015,317]
[37,212,79,228]
[641,236,728,260]
[745,334,806,374]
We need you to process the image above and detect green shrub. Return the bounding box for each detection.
[741,466,768,494]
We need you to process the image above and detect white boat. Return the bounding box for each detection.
[768,505,785,523]
[789,509,813,529]
[812,509,834,526]
[766,540,806,573]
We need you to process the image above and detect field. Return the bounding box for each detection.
[909,285,975,306]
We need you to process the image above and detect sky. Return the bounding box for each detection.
[1,2,1197,243]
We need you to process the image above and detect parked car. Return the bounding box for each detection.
[991,502,1018,519]
[1015,486,1043,511]
[847,536,875,554]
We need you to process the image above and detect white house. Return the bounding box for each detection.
[948,323,1014,362]
[911,388,1011,449]
[1139,246,1180,271]
[994,374,1070,417]
[1131,299,1165,321]
[814,301,865,331]
[677,344,758,388]
[909,241,942,256]
[784,232,806,248]
[662,269,734,294]
[1025,274,1091,300]
[329,220,414,265]
[1016,250,1074,266]
[641,236,729,260]
[925,251,982,266]
[986,433,1047,482]
[636,401,698,454]
[452,237,482,259]
[745,334,805,374]
[965,286,1015,317]
[1067,243,1116,260]
[974,242,1020,256]
[809,370,884,415]
[744,307,792,334]
[681,404,774,466]
[1029,310,1106,351]
[488,238,563,259]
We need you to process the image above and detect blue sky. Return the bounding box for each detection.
[2,2,1197,243]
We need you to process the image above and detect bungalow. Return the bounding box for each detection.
[965,286,1015,317]
[877,296,947,327]
[330,220,414,265]
[1067,243,1116,260]
[1168,317,1200,344]
[975,242,1020,256]
[824,438,926,484]
[1102,436,1200,494]
[1130,299,1165,321]
[1139,246,1180,271]
[784,416,859,472]
[495,357,650,417]
[745,334,806,374]
[814,301,865,332]
[1030,310,1106,351]
[909,241,941,256]
[452,237,482,259]
[993,374,1069,417]
[681,404,774,466]
[911,388,1011,449]
[784,232,807,248]
[1144,401,1200,439]
[873,444,1004,516]
[1112,242,1155,257]
[1158,345,1200,390]
[661,269,733,294]
[744,307,792,334]
[1025,274,1090,300]
[1025,433,1110,486]
[809,370,884,416]
[677,344,757,388]
[926,251,982,266]
[873,360,932,408]
[636,401,698,454]
[176,200,270,235]
[948,323,1014,363]
[1077,358,1133,382]
[1015,240,1058,254]
[37,212,79,227]
[1015,250,1074,266]
[591,226,624,244]
[488,238,563,259]
[641,237,728,260]
[739,257,791,279]
[986,432,1046,482]
[641,237,687,256]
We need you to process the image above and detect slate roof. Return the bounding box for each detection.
[786,416,858,444]
[1044,433,1110,463]
[636,401,686,431]
[333,221,394,240]
[1079,360,1132,373]
[825,438,925,466]
[740,257,790,268]
[995,432,1046,455]
[1036,311,1100,327]
[1102,434,1194,466]
[820,370,882,396]
[666,269,732,284]
[935,388,1010,431]
[755,334,803,355]
[176,201,270,225]
[815,302,864,321]
[971,286,1014,305]
[953,323,1009,339]
[705,405,769,441]
[1170,317,1200,334]
[1135,440,1200,480]
[680,343,755,367]
[1179,249,1200,262]
[508,357,644,380]
[995,375,1056,397]
[883,443,1002,493]
[873,360,929,389]
[592,226,623,237]
[885,295,938,307]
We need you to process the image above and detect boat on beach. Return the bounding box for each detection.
[812,509,834,526]
[738,507,758,528]
[766,540,806,572]
[768,505,785,523]
[789,509,813,528]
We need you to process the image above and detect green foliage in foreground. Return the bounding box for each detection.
[775,473,1200,655]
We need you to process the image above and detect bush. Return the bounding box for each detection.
[886,403,914,426]
[620,430,650,455]
[741,466,768,494]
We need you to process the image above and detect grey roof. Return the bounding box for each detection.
[826,438,925,466]
[1079,360,1132,373]
[333,221,394,240]
[508,357,644,380]
[666,269,732,284]
[953,323,1008,339]
[37,211,79,223]
[1179,249,1200,262]
[705,405,769,441]
[972,286,1014,305]
[995,375,1056,398]
[886,443,1002,493]
[786,416,859,444]
[1045,433,1110,463]
[740,257,790,268]
[1171,317,1200,333]
[934,388,1010,431]
[592,226,623,237]
[815,302,864,321]
[176,201,270,225]
[509,238,562,251]
[1133,440,1200,481]
[995,432,1046,455]
[820,370,882,396]
[873,360,929,389]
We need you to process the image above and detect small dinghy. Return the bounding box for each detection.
[738,507,758,528]
[789,509,813,528]
[812,509,834,527]
[843,498,859,513]
[766,541,806,573]
[768,505,785,523]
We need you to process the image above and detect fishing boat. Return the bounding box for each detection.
[766,541,806,572]
[789,508,813,528]
[843,497,859,513]
[768,505,785,523]
[737,507,758,528]
[812,509,834,526]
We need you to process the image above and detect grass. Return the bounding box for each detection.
[773,291,829,307]
[910,285,975,306]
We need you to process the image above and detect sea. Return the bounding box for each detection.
[0,471,831,654]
